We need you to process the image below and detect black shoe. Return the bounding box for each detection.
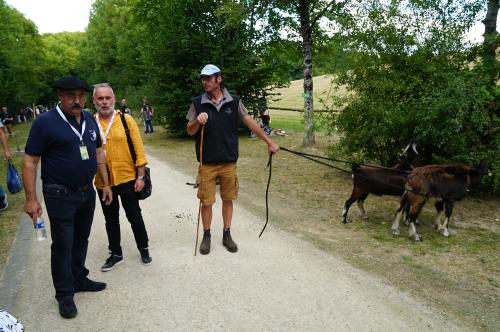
[223,229,238,253]
[58,297,77,319]
[101,253,123,272]
[140,248,152,265]
[0,195,8,211]
[199,231,211,255]
[74,277,107,292]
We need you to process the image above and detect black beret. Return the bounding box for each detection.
[52,76,91,91]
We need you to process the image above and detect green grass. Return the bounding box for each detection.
[0,122,31,271]
[268,74,346,110]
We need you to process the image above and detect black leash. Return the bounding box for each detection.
[279,146,428,196]
[259,153,273,237]
[258,146,430,237]
[280,147,410,173]
[279,147,352,174]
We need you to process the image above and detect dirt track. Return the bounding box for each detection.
[0,153,468,331]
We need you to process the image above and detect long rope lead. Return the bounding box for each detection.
[259,153,273,237]
[194,124,204,256]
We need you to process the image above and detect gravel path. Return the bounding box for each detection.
[0,153,468,331]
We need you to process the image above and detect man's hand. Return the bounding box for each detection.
[134,178,145,192]
[101,186,113,206]
[24,199,42,224]
[268,141,280,155]
[3,149,11,161]
[196,112,208,125]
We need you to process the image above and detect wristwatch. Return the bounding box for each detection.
[138,175,145,180]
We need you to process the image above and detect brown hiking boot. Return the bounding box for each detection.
[199,231,211,255]
[222,229,238,253]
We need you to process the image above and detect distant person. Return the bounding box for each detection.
[120,98,131,115]
[93,83,152,271]
[26,106,33,121]
[0,118,12,211]
[142,98,154,133]
[186,64,279,255]
[22,75,113,319]
[18,108,26,123]
[34,105,41,118]
[0,107,14,135]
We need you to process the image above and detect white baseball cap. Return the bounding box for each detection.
[200,64,221,77]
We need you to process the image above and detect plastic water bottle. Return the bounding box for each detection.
[34,217,47,241]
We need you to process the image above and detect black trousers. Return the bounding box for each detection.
[97,180,149,256]
[43,183,95,300]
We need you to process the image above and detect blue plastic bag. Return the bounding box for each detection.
[7,159,22,194]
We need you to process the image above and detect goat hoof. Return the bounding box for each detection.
[342,219,349,224]
[442,229,450,237]
[404,220,410,226]
[413,234,422,241]
[361,215,368,220]
[391,229,400,236]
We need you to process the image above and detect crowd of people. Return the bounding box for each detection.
[5,64,279,320]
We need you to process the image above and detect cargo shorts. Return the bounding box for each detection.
[197,162,238,205]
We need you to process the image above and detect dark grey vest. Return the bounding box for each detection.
[193,94,240,164]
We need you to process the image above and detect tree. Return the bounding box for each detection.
[272,0,349,146]
[327,0,499,192]
[38,32,86,106]
[480,0,499,191]
[0,0,45,110]
[79,0,296,133]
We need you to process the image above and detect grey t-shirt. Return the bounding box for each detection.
[186,88,248,122]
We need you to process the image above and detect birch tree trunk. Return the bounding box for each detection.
[298,0,316,146]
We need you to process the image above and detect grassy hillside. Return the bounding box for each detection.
[268,74,347,110]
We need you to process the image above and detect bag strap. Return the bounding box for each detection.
[119,112,137,164]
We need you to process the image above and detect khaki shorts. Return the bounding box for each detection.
[197,162,238,205]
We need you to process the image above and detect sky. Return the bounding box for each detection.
[3,0,492,42]
[5,0,94,34]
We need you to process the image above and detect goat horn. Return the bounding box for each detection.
[411,142,419,155]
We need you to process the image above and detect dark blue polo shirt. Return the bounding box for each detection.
[25,107,102,188]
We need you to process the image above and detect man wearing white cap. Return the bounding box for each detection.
[186,64,279,255]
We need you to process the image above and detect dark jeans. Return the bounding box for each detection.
[144,120,153,133]
[97,180,149,256]
[43,183,96,300]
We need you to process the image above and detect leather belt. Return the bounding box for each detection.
[44,183,90,192]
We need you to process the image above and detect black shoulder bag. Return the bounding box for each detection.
[119,112,152,200]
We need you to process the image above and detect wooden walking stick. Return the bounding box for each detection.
[194,124,205,256]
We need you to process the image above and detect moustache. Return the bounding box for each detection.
[71,104,82,110]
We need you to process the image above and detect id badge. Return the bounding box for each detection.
[80,143,89,160]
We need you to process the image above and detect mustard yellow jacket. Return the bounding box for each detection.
[94,110,148,189]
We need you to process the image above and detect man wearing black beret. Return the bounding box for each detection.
[22,75,113,319]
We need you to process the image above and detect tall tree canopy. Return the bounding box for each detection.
[327,0,499,191]
[0,0,44,110]
[79,0,297,133]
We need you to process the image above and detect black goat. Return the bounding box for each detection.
[391,162,488,241]
[342,141,420,223]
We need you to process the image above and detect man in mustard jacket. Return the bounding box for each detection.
[93,83,152,271]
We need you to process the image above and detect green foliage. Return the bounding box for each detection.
[79,0,297,134]
[38,32,86,106]
[0,0,45,110]
[325,1,499,192]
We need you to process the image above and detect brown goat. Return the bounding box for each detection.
[392,162,488,241]
[342,141,419,223]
